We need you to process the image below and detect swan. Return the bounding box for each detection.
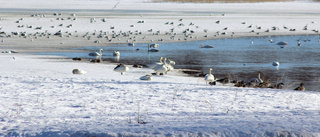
[248,71,263,86]
[294,83,305,91]
[140,74,152,81]
[200,44,214,48]
[153,58,168,75]
[89,49,103,56]
[72,69,87,74]
[149,57,163,69]
[113,51,120,56]
[114,64,129,75]
[164,58,174,73]
[204,68,215,85]
[272,62,280,66]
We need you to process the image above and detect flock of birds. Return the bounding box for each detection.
[1,11,320,48]
[1,12,314,91]
[72,48,305,91]
[204,69,305,91]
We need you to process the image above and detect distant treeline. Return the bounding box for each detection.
[154,0,319,3]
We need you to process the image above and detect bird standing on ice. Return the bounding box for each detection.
[204,68,215,85]
[153,58,168,75]
[114,64,129,75]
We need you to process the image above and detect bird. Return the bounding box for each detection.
[89,49,103,56]
[153,58,168,75]
[268,82,284,89]
[277,41,288,48]
[113,64,129,75]
[294,83,305,91]
[204,68,215,85]
[113,51,120,57]
[248,71,263,86]
[272,62,280,66]
[140,74,152,81]
[149,57,163,69]
[200,44,214,48]
[72,69,87,74]
[112,2,120,10]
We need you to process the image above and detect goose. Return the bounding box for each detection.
[149,57,163,69]
[72,69,87,74]
[113,51,120,56]
[204,68,215,85]
[140,74,152,81]
[294,83,305,91]
[114,64,129,75]
[200,44,214,48]
[153,58,168,75]
[248,71,263,86]
[89,49,103,56]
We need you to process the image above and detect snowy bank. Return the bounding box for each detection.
[1,54,320,136]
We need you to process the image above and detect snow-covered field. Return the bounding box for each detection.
[1,0,320,136]
[1,54,320,136]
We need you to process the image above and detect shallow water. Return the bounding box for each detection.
[37,35,320,91]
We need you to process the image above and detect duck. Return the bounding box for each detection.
[268,82,284,89]
[114,64,129,75]
[277,41,288,48]
[294,83,305,91]
[272,62,280,66]
[200,44,214,48]
[89,49,103,56]
[72,69,87,74]
[204,68,215,85]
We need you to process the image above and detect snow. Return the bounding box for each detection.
[1,0,320,136]
[1,53,320,136]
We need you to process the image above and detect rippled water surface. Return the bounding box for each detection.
[38,35,320,91]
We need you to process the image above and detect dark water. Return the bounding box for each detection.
[37,35,320,91]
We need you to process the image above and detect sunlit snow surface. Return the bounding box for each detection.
[1,54,320,136]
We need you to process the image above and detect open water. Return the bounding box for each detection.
[38,35,320,91]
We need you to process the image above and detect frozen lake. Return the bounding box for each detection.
[37,35,320,91]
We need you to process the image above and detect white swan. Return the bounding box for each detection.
[149,57,163,69]
[164,59,174,73]
[89,49,103,56]
[200,44,214,48]
[72,69,87,74]
[204,68,215,84]
[113,51,120,56]
[153,58,168,74]
[248,71,263,86]
[140,74,152,81]
[113,64,129,75]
